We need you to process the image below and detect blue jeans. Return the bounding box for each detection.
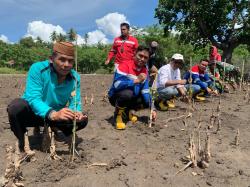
[184,84,201,95]
[157,87,179,100]
[158,84,202,100]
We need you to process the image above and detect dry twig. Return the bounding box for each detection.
[90,93,94,105]
[235,129,240,146]
[165,112,192,125]
[189,133,197,167]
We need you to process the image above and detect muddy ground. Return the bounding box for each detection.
[0,74,249,187]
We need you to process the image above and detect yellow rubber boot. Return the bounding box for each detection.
[115,107,126,130]
[195,91,206,101]
[195,95,206,101]
[129,110,138,123]
[167,99,175,108]
[159,101,168,111]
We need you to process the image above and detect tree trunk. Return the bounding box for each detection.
[221,43,237,64]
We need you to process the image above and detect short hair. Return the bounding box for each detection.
[120,22,130,30]
[200,59,209,63]
[136,45,150,54]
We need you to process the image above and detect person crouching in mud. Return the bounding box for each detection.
[108,46,156,130]
[7,41,88,158]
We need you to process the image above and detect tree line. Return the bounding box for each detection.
[0,26,249,74]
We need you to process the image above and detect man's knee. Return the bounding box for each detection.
[77,117,88,131]
[158,88,177,99]
[118,90,134,101]
[192,85,201,94]
[7,98,28,117]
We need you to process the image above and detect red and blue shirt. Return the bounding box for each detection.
[108,60,150,103]
[108,35,138,65]
[184,65,212,89]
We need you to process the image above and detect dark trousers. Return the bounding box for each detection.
[109,89,149,109]
[7,98,88,147]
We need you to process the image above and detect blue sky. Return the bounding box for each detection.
[0,0,158,43]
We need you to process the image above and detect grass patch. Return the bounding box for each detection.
[0,67,26,74]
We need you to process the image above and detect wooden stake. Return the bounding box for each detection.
[240,60,245,91]
[198,131,202,156]
[197,113,202,129]
[189,133,197,167]
[149,73,158,128]
[209,110,215,129]
[217,97,221,113]
[71,33,79,162]
[24,132,35,157]
[235,129,240,146]
[84,95,88,105]
[216,115,221,132]
[48,127,62,160]
[204,131,211,163]
[3,145,24,187]
[90,93,94,105]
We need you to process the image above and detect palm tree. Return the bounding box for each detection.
[57,33,67,42]
[84,33,89,45]
[68,28,76,42]
[50,31,57,43]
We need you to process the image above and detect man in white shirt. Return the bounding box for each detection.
[156,54,188,110]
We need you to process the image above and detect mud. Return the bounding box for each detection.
[0,74,250,187]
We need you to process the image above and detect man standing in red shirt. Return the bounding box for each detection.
[105,23,138,68]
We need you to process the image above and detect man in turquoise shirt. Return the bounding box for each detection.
[7,41,88,155]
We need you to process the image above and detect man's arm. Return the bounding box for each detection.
[24,64,52,119]
[165,80,186,87]
[105,39,117,64]
[68,74,82,112]
[134,38,139,51]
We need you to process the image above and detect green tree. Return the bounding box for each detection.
[50,31,57,42]
[67,28,77,42]
[57,33,67,42]
[155,0,250,63]
[19,37,35,48]
[84,33,89,45]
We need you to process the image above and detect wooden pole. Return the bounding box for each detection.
[71,34,78,162]
[240,60,245,91]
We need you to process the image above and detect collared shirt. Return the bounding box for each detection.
[108,60,150,104]
[108,35,138,65]
[183,65,212,89]
[22,60,81,118]
[157,64,182,89]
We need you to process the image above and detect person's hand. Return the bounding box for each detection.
[50,108,75,121]
[138,73,146,82]
[134,73,146,84]
[105,59,110,65]
[75,112,88,122]
[152,110,157,122]
[178,79,187,85]
[206,87,212,93]
[211,89,219,96]
[180,95,189,103]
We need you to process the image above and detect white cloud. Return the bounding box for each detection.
[0,34,10,43]
[96,12,129,37]
[21,12,130,45]
[73,34,86,45]
[130,26,149,36]
[87,30,108,45]
[24,20,66,42]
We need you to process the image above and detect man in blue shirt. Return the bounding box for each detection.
[7,41,88,155]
